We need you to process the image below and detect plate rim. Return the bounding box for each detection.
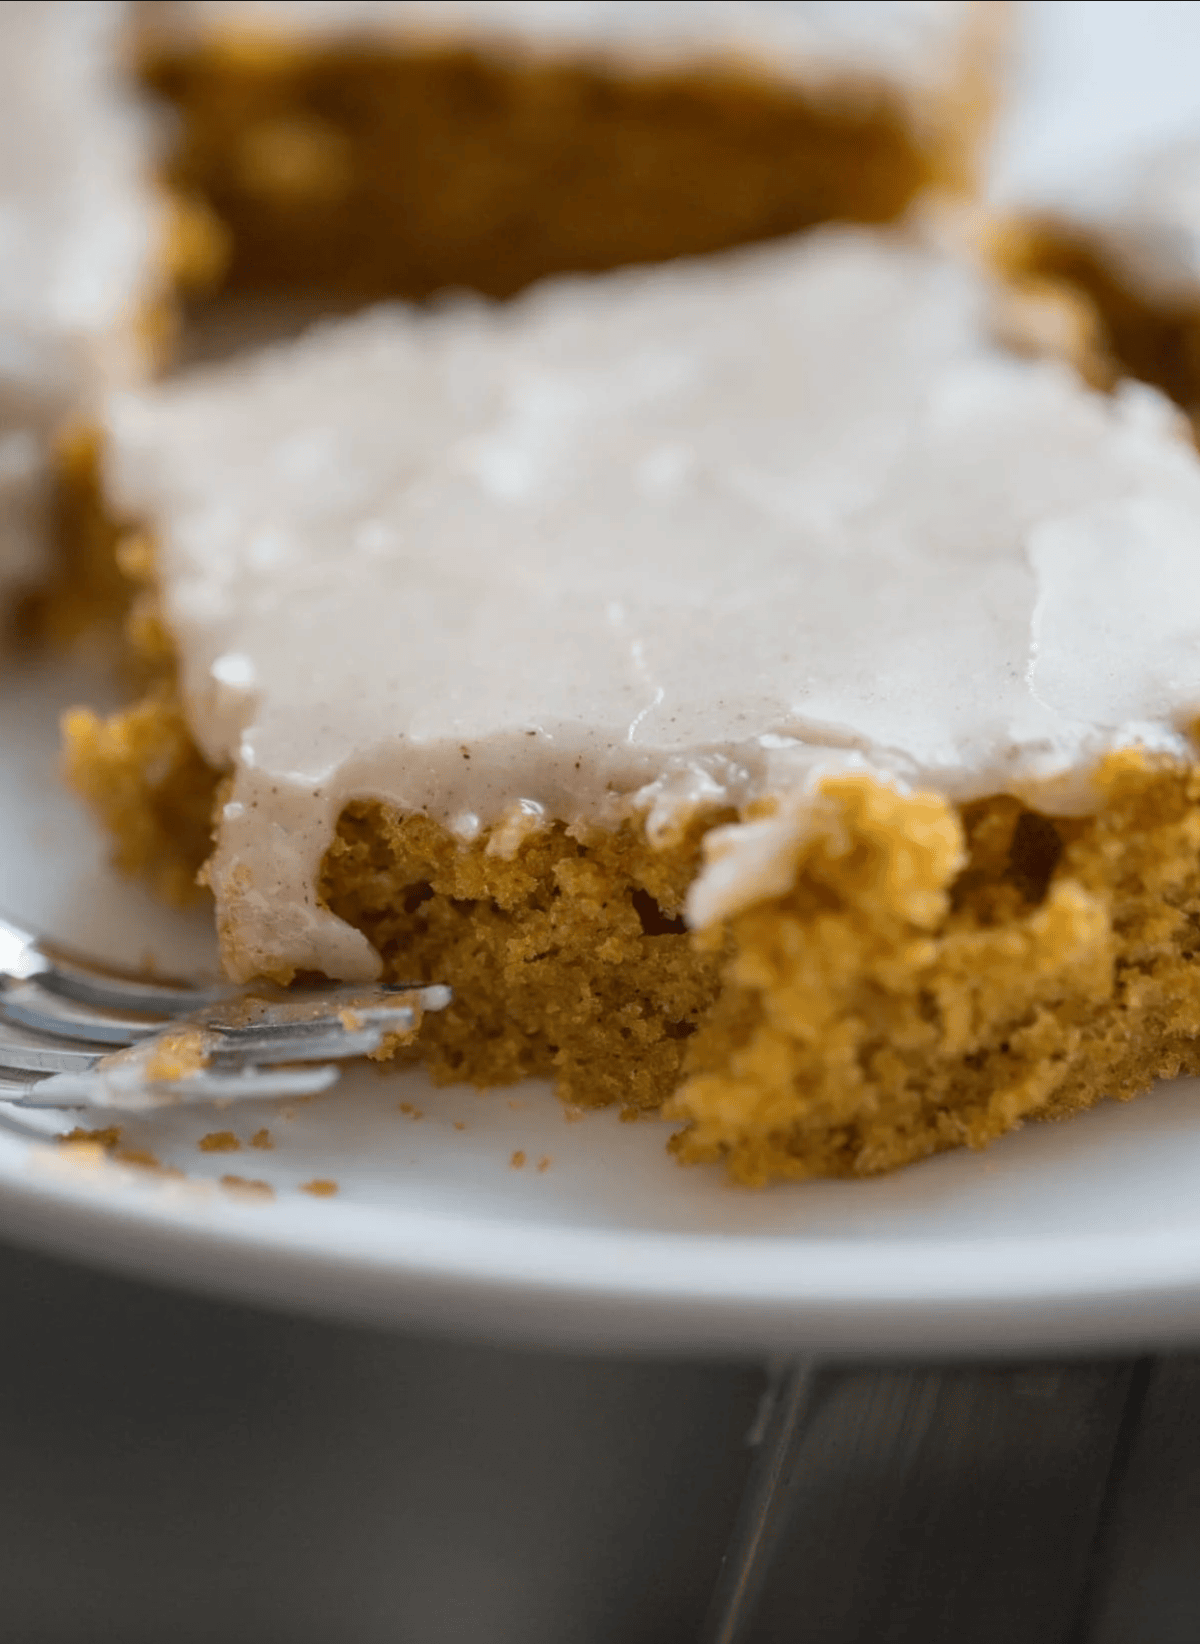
[4,1125,1200,1356]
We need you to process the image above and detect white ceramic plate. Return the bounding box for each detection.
[6,653,1200,1359]
[9,3,1200,1358]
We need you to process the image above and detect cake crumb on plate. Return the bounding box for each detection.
[301,1178,339,1197]
[198,1130,241,1153]
[220,1174,274,1200]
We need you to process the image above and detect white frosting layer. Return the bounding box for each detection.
[106,228,1200,981]
[0,2,162,605]
[153,1,984,111]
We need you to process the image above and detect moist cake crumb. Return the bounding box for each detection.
[143,1026,210,1081]
[220,1173,275,1199]
[301,1178,339,1197]
[198,1129,242,1152]
[61,1126,124,1150]
[115,1147,184,1179]
[60,1128,180,1180]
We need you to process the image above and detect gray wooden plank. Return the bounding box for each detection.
[1080,1358,1200,1644]
[737,1361,1135,1644]
[0,1238,761,1644]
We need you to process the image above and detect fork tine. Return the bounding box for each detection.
[0,979,165,1045]
[211,1022,408,1064]
[0,910,452,1112]
[0,1010,396,1110]
[15,1061,341,1110]
[0,976,450,1052]
[0,910,232,1016]
[0,1098,63,1144]
[190,983,448,1062]
[0,1065,53,1095]
[0,1029,103,1075]
[0,985,430,1059]
[210,1006,420,1058]
[192,983,452,1029]
[34,950,232,1016]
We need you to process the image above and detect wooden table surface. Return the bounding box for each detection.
[3,1234,1199,1644]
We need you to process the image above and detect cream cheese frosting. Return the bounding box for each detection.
[0,1,164,608]
[104,227,1200,982]
[147,1,988,111]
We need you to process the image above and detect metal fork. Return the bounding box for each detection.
[0,912,450,1113]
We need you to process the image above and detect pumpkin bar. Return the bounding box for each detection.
[65,226,1200,1185]
[0,1,182,628]
[135,0,1007,302]
[995,135,1200,427]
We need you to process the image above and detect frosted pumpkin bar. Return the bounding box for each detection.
[0,1,176,625]
[136,0,1005,300]
[67,227,1200,1185]
[994,137,1200,426]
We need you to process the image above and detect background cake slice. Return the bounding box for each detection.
[135,0,1006,302]
[0,1,180,627]
[67,225,1200,1183]
[994,135,1200,430]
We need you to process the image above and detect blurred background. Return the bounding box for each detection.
[13,2,1200,1640]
